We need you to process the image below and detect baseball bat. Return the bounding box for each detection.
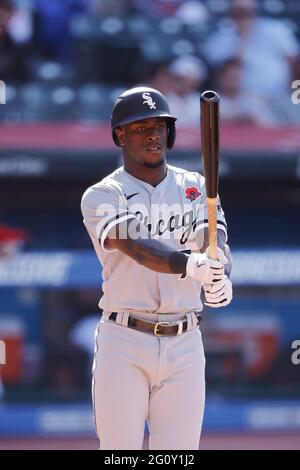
[200,90,220,260]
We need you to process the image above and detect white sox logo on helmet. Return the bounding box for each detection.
[142,92,156,110]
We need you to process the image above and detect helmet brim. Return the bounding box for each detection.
[112,111,177,128]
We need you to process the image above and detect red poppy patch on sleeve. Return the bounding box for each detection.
[185,186,201,201]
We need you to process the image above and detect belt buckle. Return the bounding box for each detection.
[154,321,171,336]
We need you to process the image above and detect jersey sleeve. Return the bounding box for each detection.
[81,185,138,252]
[194,174,228,241]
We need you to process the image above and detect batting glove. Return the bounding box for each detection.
[186,252,225,285]
[206,246,228,265]
[204,275,233,308]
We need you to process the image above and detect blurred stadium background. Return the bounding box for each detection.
[0,0,300,450]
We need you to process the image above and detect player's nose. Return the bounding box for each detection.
[146,133,160,142]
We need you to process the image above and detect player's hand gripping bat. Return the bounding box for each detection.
[200,91,220,260]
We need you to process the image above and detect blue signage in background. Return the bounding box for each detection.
[0,250,101,288]
[0,249,300,288]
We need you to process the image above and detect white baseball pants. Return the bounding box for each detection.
[92,311,206,450]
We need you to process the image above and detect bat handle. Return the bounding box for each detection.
[207,197,218,259]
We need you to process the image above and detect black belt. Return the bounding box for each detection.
[108,312,202,337]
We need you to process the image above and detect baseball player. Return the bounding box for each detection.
[81,87,232,450]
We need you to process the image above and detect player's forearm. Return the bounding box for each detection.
[135,240,189,273]
[108,237,188,274]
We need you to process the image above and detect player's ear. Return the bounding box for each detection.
[115,126,125,146]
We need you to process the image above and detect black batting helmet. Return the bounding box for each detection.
[111,87,177,149]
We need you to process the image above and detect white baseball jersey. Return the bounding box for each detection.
[81,164,227,314]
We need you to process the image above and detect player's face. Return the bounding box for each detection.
[117,117,168,169]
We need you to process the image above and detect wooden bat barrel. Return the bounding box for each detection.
[200,90,220,259]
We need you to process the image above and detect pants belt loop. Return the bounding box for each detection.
[187,313,193,331]
[191,312,198,329]
[177,321,183,335]
[115,312,123,326]
[121,312,130,327]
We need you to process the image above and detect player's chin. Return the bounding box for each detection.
[142,149,166,168]
[142,157,165,169]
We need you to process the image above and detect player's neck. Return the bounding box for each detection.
[124,161,167,187]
